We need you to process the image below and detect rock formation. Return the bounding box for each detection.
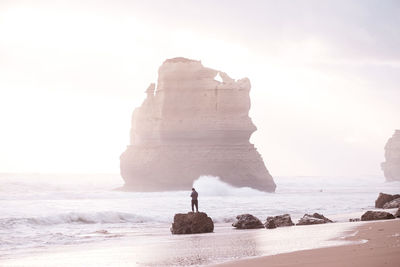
[296,213,332,225]
[120,57,276,192]
[381,130,400,181]
[171,212,214,234]
[395,208,400,218]
[265,219,277,229]
[265,214,294,229]
[361,211,395,221]
[383,198,400,209]
[232,214,264,229]
[375,193,400,208]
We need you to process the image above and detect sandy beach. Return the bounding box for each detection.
[1,218,398,267]
[0,221,354,266]
[214,219,400,267]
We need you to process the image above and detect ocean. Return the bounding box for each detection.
[0,173,399,266]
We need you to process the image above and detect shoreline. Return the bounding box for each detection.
[1,219,399,266]
[0,220,363,266]
[212,219,400,267]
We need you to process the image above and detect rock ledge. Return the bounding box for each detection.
[171,212,214,234]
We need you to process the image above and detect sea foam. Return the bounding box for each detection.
[193,176,266,196]
[0,211,153,228]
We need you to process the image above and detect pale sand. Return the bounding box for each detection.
[0,222,358,266]
[2,220,398,266]
[213,219,400,267]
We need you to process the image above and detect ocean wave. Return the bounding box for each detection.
[212,216,236,223]
[0,211,156,228]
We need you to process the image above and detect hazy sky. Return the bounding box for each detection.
[0,0,399,176]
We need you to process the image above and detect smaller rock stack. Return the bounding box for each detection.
[381,130,400,181]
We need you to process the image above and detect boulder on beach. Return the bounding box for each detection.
[265,220,276,229]
[395,208,400,218]
[349,218,360,222]
[265,214,294,229]
[360,211,395,221]
[383,198,400,209]
[296,213,333,226]
[375,193,400,208]
[232,214,264,229]
[171,212,214,234]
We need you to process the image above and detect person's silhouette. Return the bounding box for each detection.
[190,188,199,212]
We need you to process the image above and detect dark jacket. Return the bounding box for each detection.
[190,191,198,200]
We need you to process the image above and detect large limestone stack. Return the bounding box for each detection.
[120,57,276,192]
[381,130,400,181]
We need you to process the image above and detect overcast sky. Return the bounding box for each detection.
[0,0,399,176]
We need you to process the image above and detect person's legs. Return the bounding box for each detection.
[194,200,198,212]
[191,200,195,212]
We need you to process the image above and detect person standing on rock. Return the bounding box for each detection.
[191,188,199,212]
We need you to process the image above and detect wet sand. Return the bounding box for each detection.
[214,219,400,267]
[0,222,357,266]
[1,220,398,266]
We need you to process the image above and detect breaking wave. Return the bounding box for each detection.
[0,211,158,228]
[192,176,266,196]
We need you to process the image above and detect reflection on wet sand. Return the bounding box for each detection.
[1,223,356,267]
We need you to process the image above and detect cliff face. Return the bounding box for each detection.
[382,130,400,181]
[120,57,276,192]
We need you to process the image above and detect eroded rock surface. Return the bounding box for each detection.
[375,193,400,208]
[395,208,400,218]
[120,57,276,192]
[296,213,332,225]
[265,214,294,229]
[381,130,400,181]
[361,211,395,221]
[232,214,264,229]
[171,212,214,234]
[383,198,400,209]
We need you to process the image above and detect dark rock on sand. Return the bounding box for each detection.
[265,220,276,229]
[361,211,395,221]
[171,212,214,234]
[265,214,294,229]
[312,213,333,222]
[375,193,400,208]
[297,213,333,225]
[232,214,264,229]
[383,198,400,209]
[349,218,360,222]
